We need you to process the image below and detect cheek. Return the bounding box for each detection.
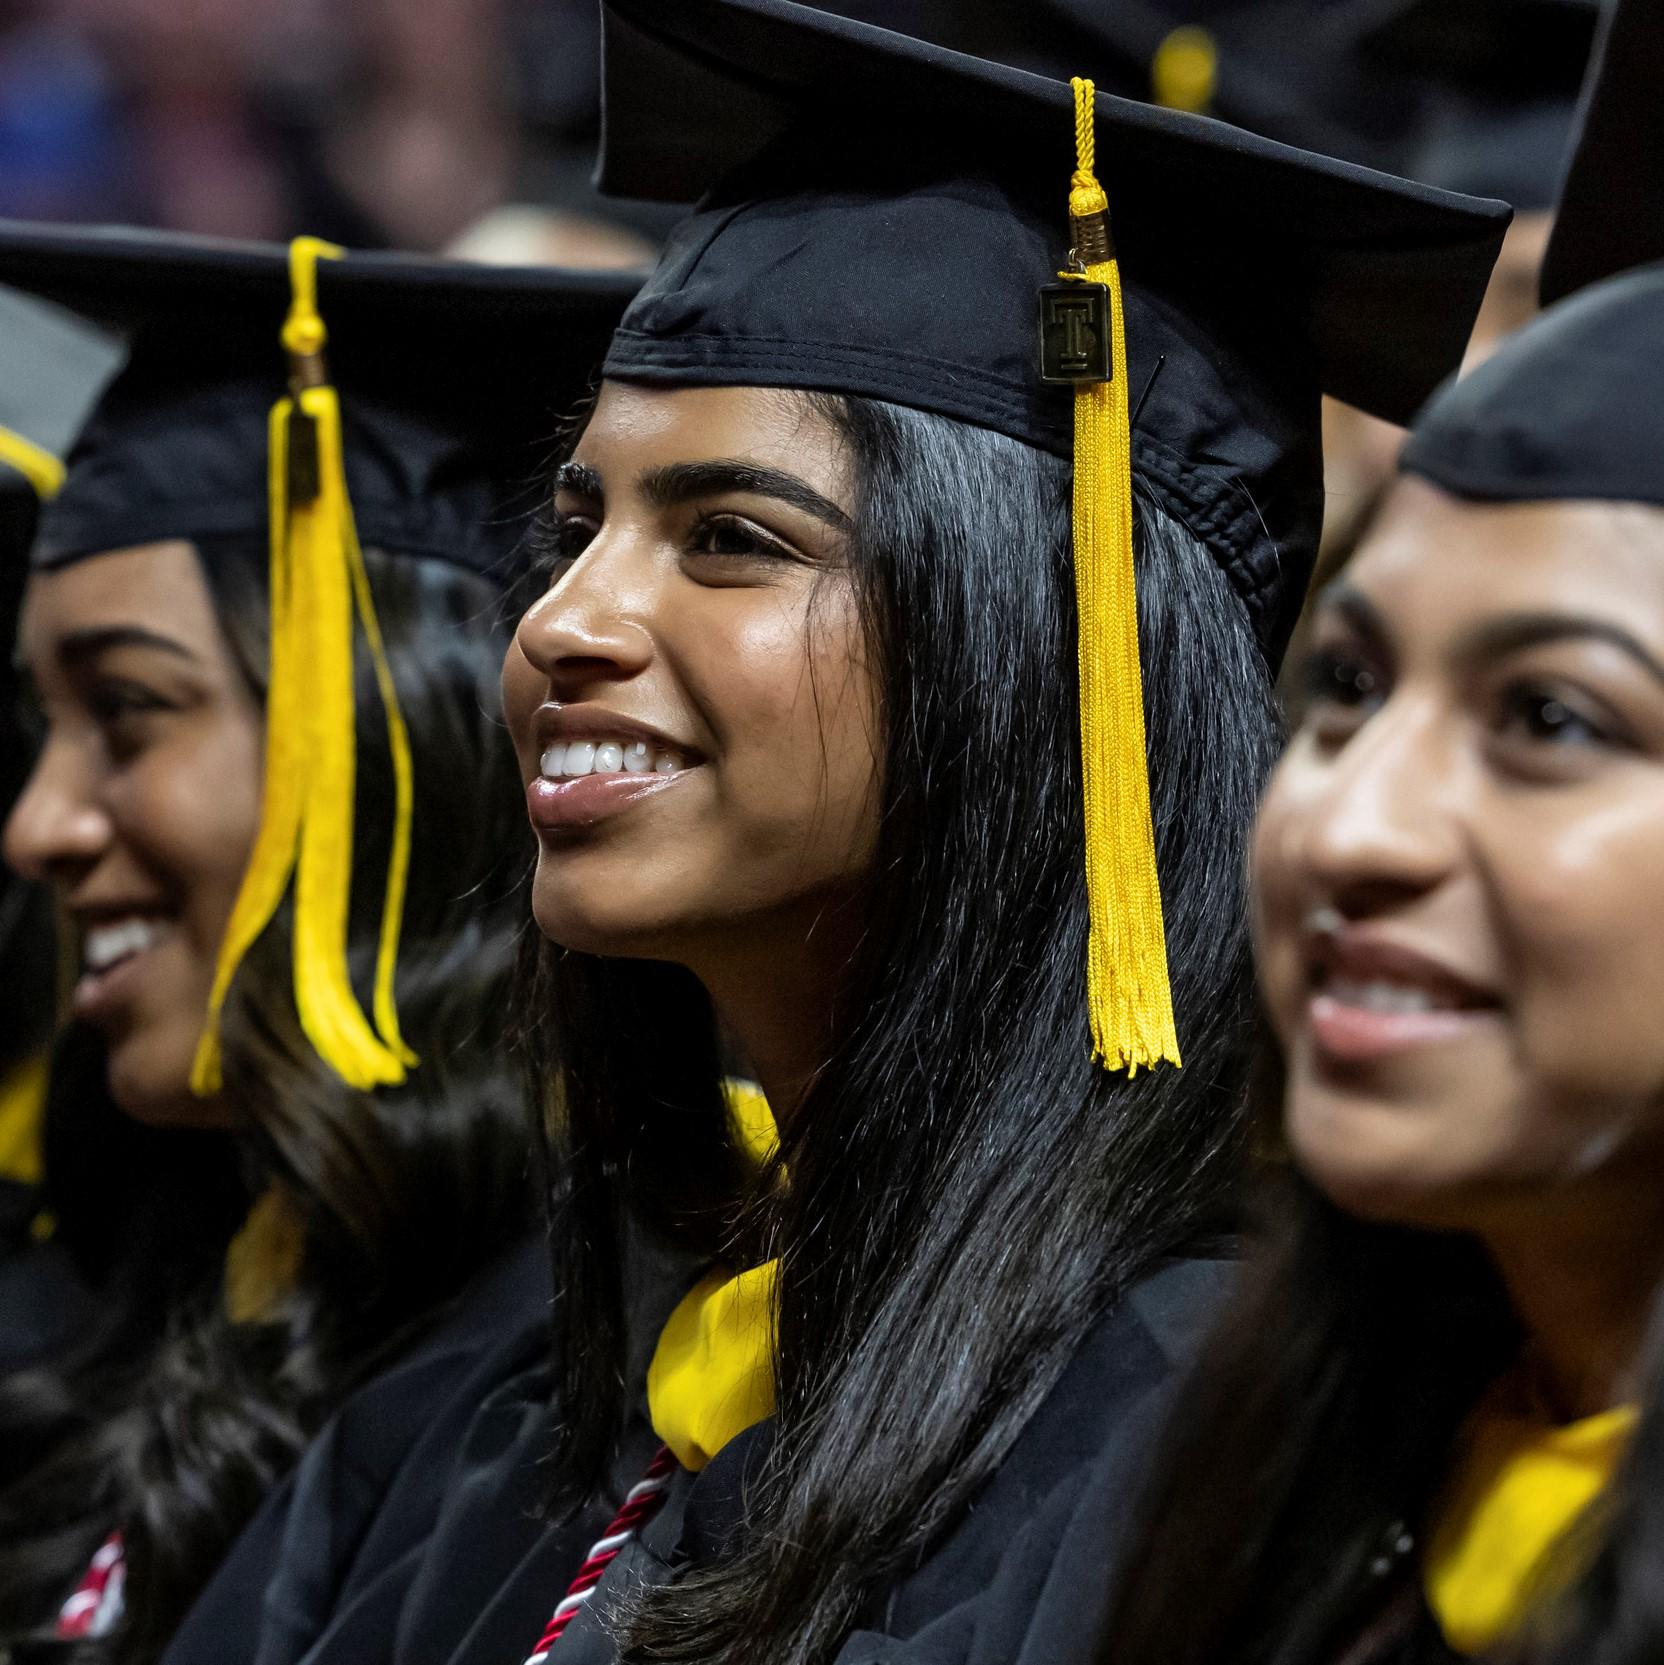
[117,719,263,935]
[501,636,543,767]
[1495,791,1664,1102]
[694,586,880,850]
[1249,762,1317,1042]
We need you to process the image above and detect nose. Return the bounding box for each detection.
[1285,695,1464,920]
[3,739,112,887]
[512,533,656,700]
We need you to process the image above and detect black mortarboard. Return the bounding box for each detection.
[0,223,642,1097]
[1356,0,1598,210]
[0,223,640,578]
[1401,0,1664,514]
[1540,0,1664,305]
[1401,263,1664,512]
[597,0,1508,656]
[593,0,1508,1072]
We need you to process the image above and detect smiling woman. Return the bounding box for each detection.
[1090,142,1664,1665]
[10,542,265,1126]
[318,5,1521,1663]
[0,227,637,1664]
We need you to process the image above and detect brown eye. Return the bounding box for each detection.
[688,514,791,562]
[1496,683,1615,750]
[1305,648,1382,709]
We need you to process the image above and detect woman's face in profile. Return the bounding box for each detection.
[501,381,881,971]
[5,541,262,1126]
[1256,476,1664,1237]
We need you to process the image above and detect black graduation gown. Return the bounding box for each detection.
[161,1225,703,1665]
[160,1232,555,1665]
[0,1180,95,1371]
[417,1254,1229,1665]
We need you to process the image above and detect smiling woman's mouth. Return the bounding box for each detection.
[74,916,175,1020]
[540,737,683,779]
[526,757,695,835]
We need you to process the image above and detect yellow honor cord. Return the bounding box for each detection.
[190,236,417,1096]
[1066,78,1180,1074]
[0,423,67,499]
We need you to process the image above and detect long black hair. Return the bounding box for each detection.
[0,537,533,1663]
[1095,1099,1664,1665]
[1094,1148,1519,1665]
[522,393,1284,1665]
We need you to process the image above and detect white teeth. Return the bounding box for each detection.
[1326,976,1442,1015]
[84,918,167,974]
[537,738,685,780]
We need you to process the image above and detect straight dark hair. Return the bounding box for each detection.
[1097,1104,1664,1665]
[523,392,1284,1665]
[0,538,533,1664]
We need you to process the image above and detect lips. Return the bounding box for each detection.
[525,704,700,835]
[71,912,176,1023]
[1301,924,1502,1065]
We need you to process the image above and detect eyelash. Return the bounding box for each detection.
[527,509,795,584]
[1493,680,1625,752]
[1300,646,1629,757]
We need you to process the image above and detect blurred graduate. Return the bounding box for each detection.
[0,227,636,1660]
[1085,1,1664,1659]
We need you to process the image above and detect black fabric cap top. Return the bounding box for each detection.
[1401,262,1664,511]
[0,223,643,578]
[1354,0,1596,210]
[1540,0,1664,306]
[594,0,1509,656]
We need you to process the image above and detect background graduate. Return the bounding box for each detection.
[202,4,1509,1663]
[0,284,121,1368]
[0,228,636,1662]
[1092,0,1664,1658]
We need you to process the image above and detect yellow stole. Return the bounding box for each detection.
[1425,1385,1636,1654]
[0,1053,47,1188]
[646,1082,780,1471]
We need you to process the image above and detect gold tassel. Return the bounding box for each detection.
[0,423,66,499]
[191,237,417,1095]
[1064,77,1181,1073]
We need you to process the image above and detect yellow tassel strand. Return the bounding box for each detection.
[1065,77,1181,1073]
[0,423,66,499]
[190,237,417,1095]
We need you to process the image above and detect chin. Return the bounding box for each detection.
[106,1032,233,1130]
[530,882,687,961]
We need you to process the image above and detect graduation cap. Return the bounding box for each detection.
[1403,0,1664,517]
[1540,0,1664,304]
[0,223,641,1095]
[1356,0,1599,210]
[594,0,1509,1071]
[0,284,121,568]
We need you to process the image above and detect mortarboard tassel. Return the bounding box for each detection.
[191,236,418,1096]
[1060,77,1181,1073]
[0,425,66,499]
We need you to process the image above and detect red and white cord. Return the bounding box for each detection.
[524,1445,678,1663]
[58,1532,126,1639]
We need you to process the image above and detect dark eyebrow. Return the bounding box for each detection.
[1313,583,1393,653]
[1456,613,1664,692]
[641,460,853,534]
[552,460,603,500]
[55,626,202,668]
